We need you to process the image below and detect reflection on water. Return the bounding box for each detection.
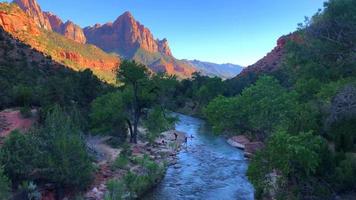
[144,114,254,200]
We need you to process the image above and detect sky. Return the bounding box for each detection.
[10,0,326,66]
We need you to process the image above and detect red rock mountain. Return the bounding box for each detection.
[0,2,119,83]
[13,0,86,44]
[83,11,195,77]
[10,0,195,77]
[84,11,172,57]
[43,12,86,44]
[13,0,51,30]
[238,34,300,77]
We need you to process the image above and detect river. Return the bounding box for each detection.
[144,114,254,200]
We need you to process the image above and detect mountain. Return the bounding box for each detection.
[0,1,119,83]
[4,0,233,80]
[13,0,86,44]
[83,11,196,78]
[44,12,86,44]
[237,34,300,78]
[185,60,244,79]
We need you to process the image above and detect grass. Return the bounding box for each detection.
[112,155,129,170]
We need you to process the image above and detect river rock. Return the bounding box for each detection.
[227,135,250,149]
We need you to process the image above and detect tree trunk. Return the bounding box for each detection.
[126,119,134,143]
[131,83,139,143]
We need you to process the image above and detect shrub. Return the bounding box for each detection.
[37,106,94,190]
[0,166,11,200]
[0,130,39,181]
[104,179,127,200]
[17,181,41,200]
[112,155,129,170]
[20,106,32,118]
[334,155,356,191]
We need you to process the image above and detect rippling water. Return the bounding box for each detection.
[144,114,254,200]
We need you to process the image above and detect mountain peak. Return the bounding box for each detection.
[13,0,52,30]
[85,11,173,58]
[122,11,134,18]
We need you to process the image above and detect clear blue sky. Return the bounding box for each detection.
[13,0,326,66]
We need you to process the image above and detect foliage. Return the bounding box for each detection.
[144,107,177,144]
[20,106,32,118]
[0,130,39,181]
[104,179,127,200]
[205,76,298,139]
[203,96,241,134]
[112,154,129,170]
[90,91,128,141]
[0,166,11,200]
[0,106,93,191]
[18,181,41,200]
[36,105,94,190]
[116,60,154,143]
[247,131,324,199]
[334,154,356,191]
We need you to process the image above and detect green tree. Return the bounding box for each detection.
[90,91,128,141]
[0,166,11,200]
[37,106,93,190]
[0,130,39,182]
[248,131,324,199]
[116,60,154,143]
[144,106,176,144]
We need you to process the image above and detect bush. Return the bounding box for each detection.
[0,166,11,200]
[20,106,32,118]
[17,181,41,200]
[329,118,356,152]
[334,155,356,191]
[37,106,94,190]
[0,130,38,182]
[90,91,128,141]
[104,179,127,200]
[0,106,94,191]
[112,155,129,170]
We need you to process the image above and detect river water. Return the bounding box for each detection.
[144,114,254,200]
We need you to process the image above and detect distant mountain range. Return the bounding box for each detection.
[0,0,243,82]
[184,60,244,79]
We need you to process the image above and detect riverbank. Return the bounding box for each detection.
[227,135,264,158]
[85,130,186,199]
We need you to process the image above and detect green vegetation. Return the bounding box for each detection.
[106,155,165,199]
[0,106,94,194]
[203,0,356,198]
[0,166,11,200]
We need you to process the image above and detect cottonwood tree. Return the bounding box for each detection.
[117,60,156,143]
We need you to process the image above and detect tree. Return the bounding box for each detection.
[204,76,298,139]
[37,106,94,190]
[0,130,39,182]
[203,96,243,134]
[247,131,324,199]
[117,60,153,143]
[0,166,11,200]
[144,106,176,144]
[90,91,128,141]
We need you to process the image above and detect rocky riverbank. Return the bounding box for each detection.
[85,130,186,199]
[227,135,264,158]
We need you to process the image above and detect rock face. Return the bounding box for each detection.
[43,12,62,32]
[83,11,196,77]
[0,3,119,83]
[14,0,86,44]
[13,0,52,30]
[61,21,87,44]
[238,34,300,77]
[157,38,172,57]
[84,11,172,57]
[44,11,86,44]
